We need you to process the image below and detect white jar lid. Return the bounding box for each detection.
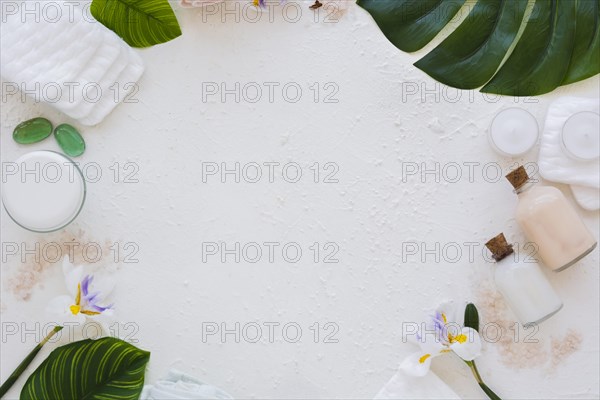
[2,151,86,232]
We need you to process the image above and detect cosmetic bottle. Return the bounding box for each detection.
[486,233,563,326]
[506,166,597,272]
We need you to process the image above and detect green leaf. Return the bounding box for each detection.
[20,337,150,400]
[356,0,466,52]
[482,0,577,96]
[562,0,600,85]
[357,0,599,96]
[91,0,182,48]
[414,0,528,90]
[464,303,480,332]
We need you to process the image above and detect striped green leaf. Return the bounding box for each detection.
[91,0,182,48]
[20,337,150,400]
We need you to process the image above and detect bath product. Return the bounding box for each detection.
[489,108,539,157]
[179,0,225,7]
[538,97,600,210]
[571,184,600,211]
[538,97,599,187]
[1,151,86,232]
[140,369,233,400]
[12,118,53,144]
[561,111,600,161]
[0,2,144,126]
[485,233,563,326]
[54,124,86,157]
[506,166,597,272]
[374,370,460,400]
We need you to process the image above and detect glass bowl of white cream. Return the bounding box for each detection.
[1,150,86,232]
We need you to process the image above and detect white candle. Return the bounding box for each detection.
[1,151,86,232]
[561,111,600,161]
[489,108,539,157]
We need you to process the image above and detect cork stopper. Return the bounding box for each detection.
[485,233,514,262]
[505,166,529,190]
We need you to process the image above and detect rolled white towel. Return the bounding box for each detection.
[179,0,225,8]
[0,1,144,126]
[374,370,460,400]
[141,369,233,399]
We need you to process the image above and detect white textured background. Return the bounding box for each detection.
[1,1,599,399]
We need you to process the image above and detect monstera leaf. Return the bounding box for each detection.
[20,337,150,400]
[91,0,182,48]
[357,0,600,96]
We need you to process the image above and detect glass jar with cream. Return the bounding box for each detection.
[1,150,86,232]
[506,166,597,272]
[486,233,563,326]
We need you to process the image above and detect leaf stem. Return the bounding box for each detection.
[465,360,502,400]
[0,326,63,398]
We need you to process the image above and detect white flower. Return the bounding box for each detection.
[46,257,115,331]
[400,303,482,377]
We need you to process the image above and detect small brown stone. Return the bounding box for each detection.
[505,165,529,190]
[485,233,514,262]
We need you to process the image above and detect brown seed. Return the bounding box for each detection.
[310,0,323,9]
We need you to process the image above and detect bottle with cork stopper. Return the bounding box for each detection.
[486,233,563,326]
[506,166,597,272]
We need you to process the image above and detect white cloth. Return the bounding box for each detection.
[571,185,600,211]
[374,370,460,400]
[179,0,225,8]
[141,369,233,399]
[538,97,600,210]
[0,1,144,126]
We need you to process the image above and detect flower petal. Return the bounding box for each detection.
[46,295,85,326]
[399,351,436,377]
[450,327,482,361]
[81,275,93,296]
[90,275,116,299]
[62,257,83,296]
[435,301,457,325]
[417,333,446,356]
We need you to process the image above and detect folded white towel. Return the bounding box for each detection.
[571,185,600,212]
[538,97,599,188]
[179,0,225,8]
[141,369,233,399]
[538,97,599,210]
[0,1,144,126]
[374,370,460,400]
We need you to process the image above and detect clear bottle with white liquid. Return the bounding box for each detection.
[485,233,563,326]
[506,166,597,272]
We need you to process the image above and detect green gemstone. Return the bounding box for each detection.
[12,117,53,144]
[54,124,85,157]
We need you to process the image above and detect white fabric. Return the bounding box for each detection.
[141,369,233,400]
[571,185,600,211]
[538,97,599,211]
[0,1,144,126]
[538,97,599,188]
[375,370,460,400]
[180,0,225,8]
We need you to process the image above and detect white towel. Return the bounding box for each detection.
[571,185,600,212]
[538,97,599,188]
[374,370,461,400]
[141,369,233,399]
[179,0,225,8]
[538,97,600,210]
[0,1,144,126]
